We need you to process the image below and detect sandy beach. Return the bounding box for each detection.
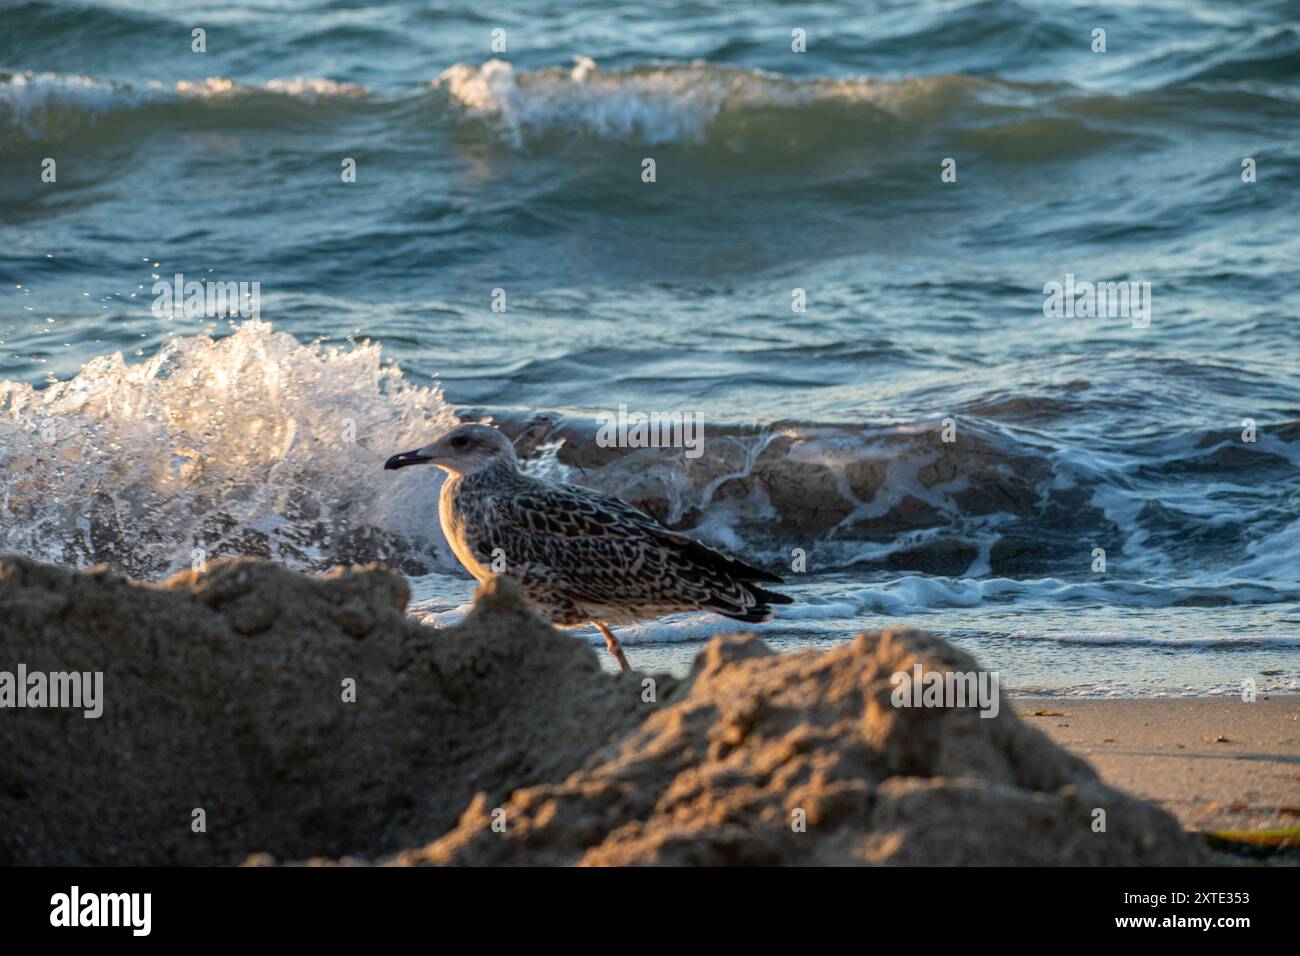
[6,552,1296,866]
[1020,697,1300,839]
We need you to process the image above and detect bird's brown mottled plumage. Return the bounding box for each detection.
[384,423,792,668]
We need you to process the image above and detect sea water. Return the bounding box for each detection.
[2,0,1297,694]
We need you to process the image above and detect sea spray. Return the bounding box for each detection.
[0,322,457,577]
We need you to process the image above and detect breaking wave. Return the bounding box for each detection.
[0,322,456,578]
[435,56,981,149]
[3,322,1297,600]
[7,56,1292,160]
[0,71,368,146]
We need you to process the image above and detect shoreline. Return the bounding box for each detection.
[1018,696,1300,838]
[588,631,1299,698]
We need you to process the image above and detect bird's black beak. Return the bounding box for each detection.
[384,449,434,470]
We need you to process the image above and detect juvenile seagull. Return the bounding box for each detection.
[384,423,791,671]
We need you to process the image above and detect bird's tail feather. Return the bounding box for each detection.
[750,584,793,605]
[653,527,793,621]
[709,583,793,623]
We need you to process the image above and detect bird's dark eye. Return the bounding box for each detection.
[450,435,470,450]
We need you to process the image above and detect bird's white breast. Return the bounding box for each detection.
[439,474,494,583]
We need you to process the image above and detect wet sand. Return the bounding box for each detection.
[1018,696,1300,835]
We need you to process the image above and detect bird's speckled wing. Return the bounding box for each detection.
[466,479,783,625]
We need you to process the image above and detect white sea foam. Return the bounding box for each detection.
[0,72,164,127]
[0,321,455,576]
[1230,517,1300,582]
[437,57,961,146]
[438,57,729,146]
[0,71,367,139]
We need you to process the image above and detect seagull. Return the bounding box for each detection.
[384,423,791,671]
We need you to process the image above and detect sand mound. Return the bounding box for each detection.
[396,631,1208,865]
[0,556,657,865]
[0,554,1208,865]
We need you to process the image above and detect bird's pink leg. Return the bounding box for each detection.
[595,622,630,671]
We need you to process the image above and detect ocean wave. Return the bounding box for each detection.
[0,60,1118,158]
[2,322,1297,586]
[1011,631,1300,649]
[436,56,992,149]
[514,417,1296,577]
[4,56,1292,162]
[0,71,368,145]
[843,576,1300,615]
[1181,22,1300,83]
[433,55,1300,153]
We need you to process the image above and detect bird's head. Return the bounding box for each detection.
[384,423,517,477]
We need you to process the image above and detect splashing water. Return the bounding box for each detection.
[0,321,458,578]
